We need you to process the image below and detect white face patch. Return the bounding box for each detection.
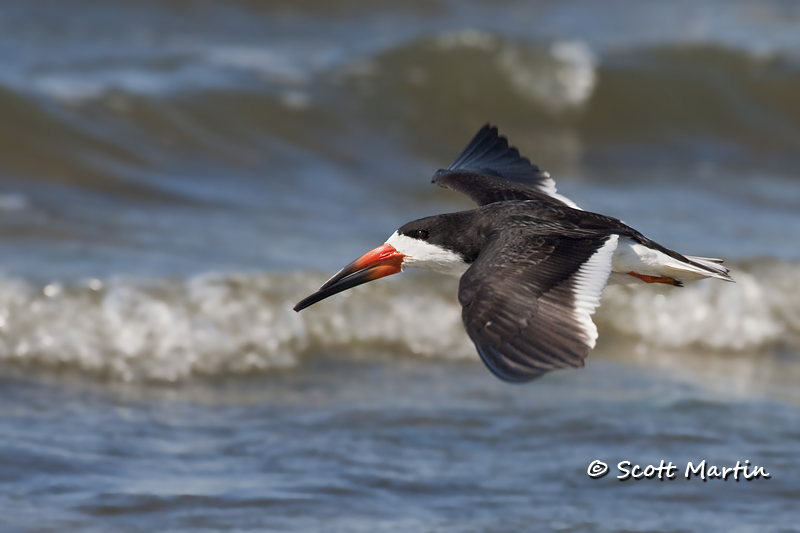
[386,231,469,278]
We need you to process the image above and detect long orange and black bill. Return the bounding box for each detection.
[293,243,406,312]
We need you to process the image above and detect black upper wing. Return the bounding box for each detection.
[433,124,579,208]
[458,229,618,383]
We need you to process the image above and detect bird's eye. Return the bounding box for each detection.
[414,230,429,240]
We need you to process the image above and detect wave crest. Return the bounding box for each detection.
[0,273,473,382]
[598,261,800,351]
[0,261,797,382]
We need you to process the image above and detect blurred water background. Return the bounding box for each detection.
[1,1,800,531]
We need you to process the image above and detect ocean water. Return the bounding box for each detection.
[1,1,800,531]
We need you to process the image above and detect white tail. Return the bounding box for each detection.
[611,237,734,284]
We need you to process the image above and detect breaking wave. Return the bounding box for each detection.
[0,273,472,382]
[0,260,798,382]
[4,35,800,196]
[598,260,800,351]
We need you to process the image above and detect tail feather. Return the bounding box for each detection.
[684,255,734,282]
[687,255,725,264]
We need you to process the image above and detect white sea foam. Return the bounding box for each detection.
[597,261,800,350]
[496,39,597,110]
[0,273,473,382]
[435,31,598,111]
[0,261,797,382]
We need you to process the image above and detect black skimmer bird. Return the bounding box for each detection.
[294,125,733,383]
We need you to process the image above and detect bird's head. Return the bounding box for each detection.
[293,214,476,312]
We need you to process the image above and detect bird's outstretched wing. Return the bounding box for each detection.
[433,124,579,208]
[458,230,618,383]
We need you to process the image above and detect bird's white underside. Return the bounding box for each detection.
[386,231,724,349]
[388,231,721,284]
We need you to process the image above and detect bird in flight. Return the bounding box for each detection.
[294,125,733,383]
